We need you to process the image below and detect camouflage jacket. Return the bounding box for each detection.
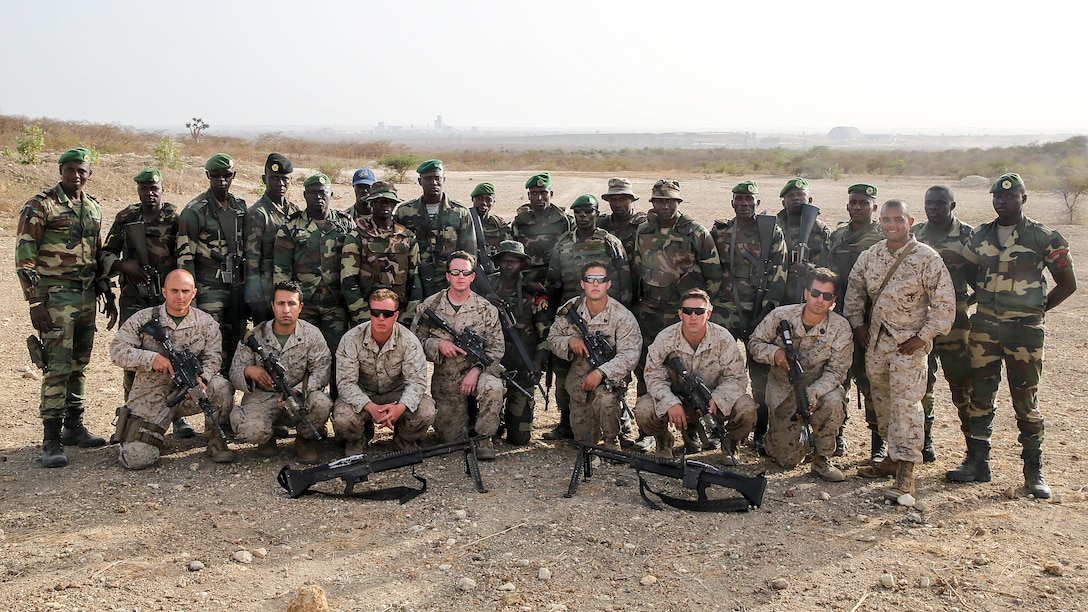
[912,217,974,323]
[244,194,299,308]
[776,209,831,304]
[962,216,1074,326]
[819,220,884,312]
[546,228,632,306]
[597,211,648,266]
[642,320,746,417]
[511,204,573,284]
[633,212,722,311]
[229,318,331,394]
[336,321,429,412]
[748,304,854,410]
[273,210,353,308]
[413,290,505,378]
[341,217,421,324]
[343,203,369,225]
[710,216,788,337]
[844,237,956,351]
[549,295,641,384]
[99,202,179,307]
[392,194,476,298]
[487,273,551,371]
[176,189,247,291]
[16,183,104,300]
[480,213,512,258]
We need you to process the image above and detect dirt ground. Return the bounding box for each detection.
[1,165,1087,611]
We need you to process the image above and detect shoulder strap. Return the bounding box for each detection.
[870,240,919,310]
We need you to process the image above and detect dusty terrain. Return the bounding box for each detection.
[1,164,1087,611]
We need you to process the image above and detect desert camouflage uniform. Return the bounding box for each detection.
[820,220,884,431]
[244,193,299,322]
[748,304,853,467]
[912,217,974,434]
[634,321,756,446]
[480,213,512,258]
[333,321,436,444]
[777,209,831,305]
[341,217,421,325]
[393,194,476,298]
[16,183,106,421]
[109,304,233,469]
[844,237,955,464]
[489,273,550,445]
[413,291,505,441]
[549,296,642,445]
[597,211,647,270]
[229,319,332,444]
[961,217,1073,451]
[511,204,573,286]
[176,189,247,368]
[273,210,353,354]
[99,202,179,323]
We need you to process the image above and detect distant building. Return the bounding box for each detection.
[828,126,862,140]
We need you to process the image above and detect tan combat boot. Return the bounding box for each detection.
[883,461,916,502]
[858,456,898,479]
[811,455,846,482]
[255,438,278,458]
[654,431,675,458]
[295,438,320,465]
[476,438,496,461]
[205,435,236,463]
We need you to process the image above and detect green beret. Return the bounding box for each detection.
[58,148,92,165]
[732,180,758,195]
[265,152,293,175]
[303,173,331,187]
[366,182,401,203]
[990,173,1025,193]
[133,168,162,184]
[470,182,496,197]
[204,153,235,172]
[779,177,809,198]
[848,183,878,198]
[525,172,552,189]
[416,159,443,174]
[570,194,599,210]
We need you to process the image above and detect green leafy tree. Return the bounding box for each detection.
[379,153,423,183]
[153,137,184,170]
[16,124,45,164]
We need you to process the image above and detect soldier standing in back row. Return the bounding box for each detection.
[777,177,831,305]
[471,182,512,258]
[511,172,573,288]
[244,153,298,325]
[597,177,646,270]
[345,168,377,223]
[17,147,116,468]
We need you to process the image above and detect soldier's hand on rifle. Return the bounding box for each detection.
[486,294,506,310]
[772,348,791,370]
[29,302,55,332]
[708,399,719,415]
[532,356,547,380]
[151,354,175,377]
[438,339,467,359]
[460,366,481,396]
[568,337,590,358]
[117,259,149,285]
[581,368,603,392]
[244,364,275,390]
[852,326,870,349]
[897,335,925,355]
[667,403,688,430]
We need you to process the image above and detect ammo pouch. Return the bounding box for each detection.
[27,334,46,371]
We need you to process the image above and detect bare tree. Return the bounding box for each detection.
[1054,175,1088,224]
[186,118,209,143]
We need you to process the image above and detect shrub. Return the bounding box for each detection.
[153,137,185,170]
[314,161,344,183]
[16,124,44,164]
[379,153,423,183]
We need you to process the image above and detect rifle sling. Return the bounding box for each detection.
[636,472,753,513]
[869,239,919,318]
[729,224,748,333]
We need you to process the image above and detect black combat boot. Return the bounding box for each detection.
[922,421,936,463]
[1022,449,1051,499]
[750,404,768,456]
[542,407,573,440]
[61,410,107,448]
[834,424,848,457]
[946,437,992,483]
[42,419,68,468]
[870,430,887,463]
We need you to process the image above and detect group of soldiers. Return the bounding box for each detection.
[18,148,1075,503]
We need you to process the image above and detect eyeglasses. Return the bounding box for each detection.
[447,269,475,276]
[582,275,609,284]
[808,288,836,301]
[679,306,708,316]
[370,308,397,319]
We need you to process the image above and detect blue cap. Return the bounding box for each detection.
[352,168,377,186]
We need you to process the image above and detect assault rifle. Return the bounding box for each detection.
[244,333,324,440]
[139,315,227,441]
[662,351,738,465]
[564,304,632,417]
[123,221,164,304]
[742,214,780,338]
[277,436,488,503]
[777,319,818,454]
[564,442,767,512]
[788,203,821,303]
[420,308,533,399]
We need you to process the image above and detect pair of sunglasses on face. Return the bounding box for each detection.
[679,306,708,316]
[371,309,397,319]
[582,275,609,284]
[808,288,835,301]
[447,269,475,277]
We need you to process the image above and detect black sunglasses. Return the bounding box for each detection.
[679,306,708,316]
[582,275,609,284]
[371,308,397,319]
[808,288,835,301]
[447,269,475,276]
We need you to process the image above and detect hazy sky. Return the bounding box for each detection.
[2,0,1085,134]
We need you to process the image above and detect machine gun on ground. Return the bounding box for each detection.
[277,436,488,503]
[564,442,766,512]
[420,307,533,399]
[662,351,738,464]
[123,221,164,304]
[244,333,324,440]
[777,319,818,454]
[139,314,226,441]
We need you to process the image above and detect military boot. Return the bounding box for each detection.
[870,430,887,463]
[295,438,320,465]
[833,424,848,457]
[61,410,106,448]
[946,438,991,483]
[811,455,846,482]
[42,419,68,468]
[654,431,675,458]
[883,461,916,502]
[476,438,496,461]
[750,404,769,456]
[680,426,701,454]
[255,438,278,458]
[1023,449,1052,499]
[205,435,236,463]
[542,408,573,441]
[921,421,936,463]
[858,456,898,479]
[172,417,196,439]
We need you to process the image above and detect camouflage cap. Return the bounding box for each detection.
[570,194,599,210]
[848,183,878,198]
[352,167,377,185]
[133,168,162,184]
[650,179,683,202]
[732,180,758,195]
[491,239,531,263]
[365,182,401,203]
[470,182,496,197]
[525,172,552,189]
[58,148,92,165]
[779,177,809,198]
[204,153,235,172]
[990,172,1025,193]
[601,177,639,201]
[416,159,443,174]
[303,173,331,187]
[264,152,293,175]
